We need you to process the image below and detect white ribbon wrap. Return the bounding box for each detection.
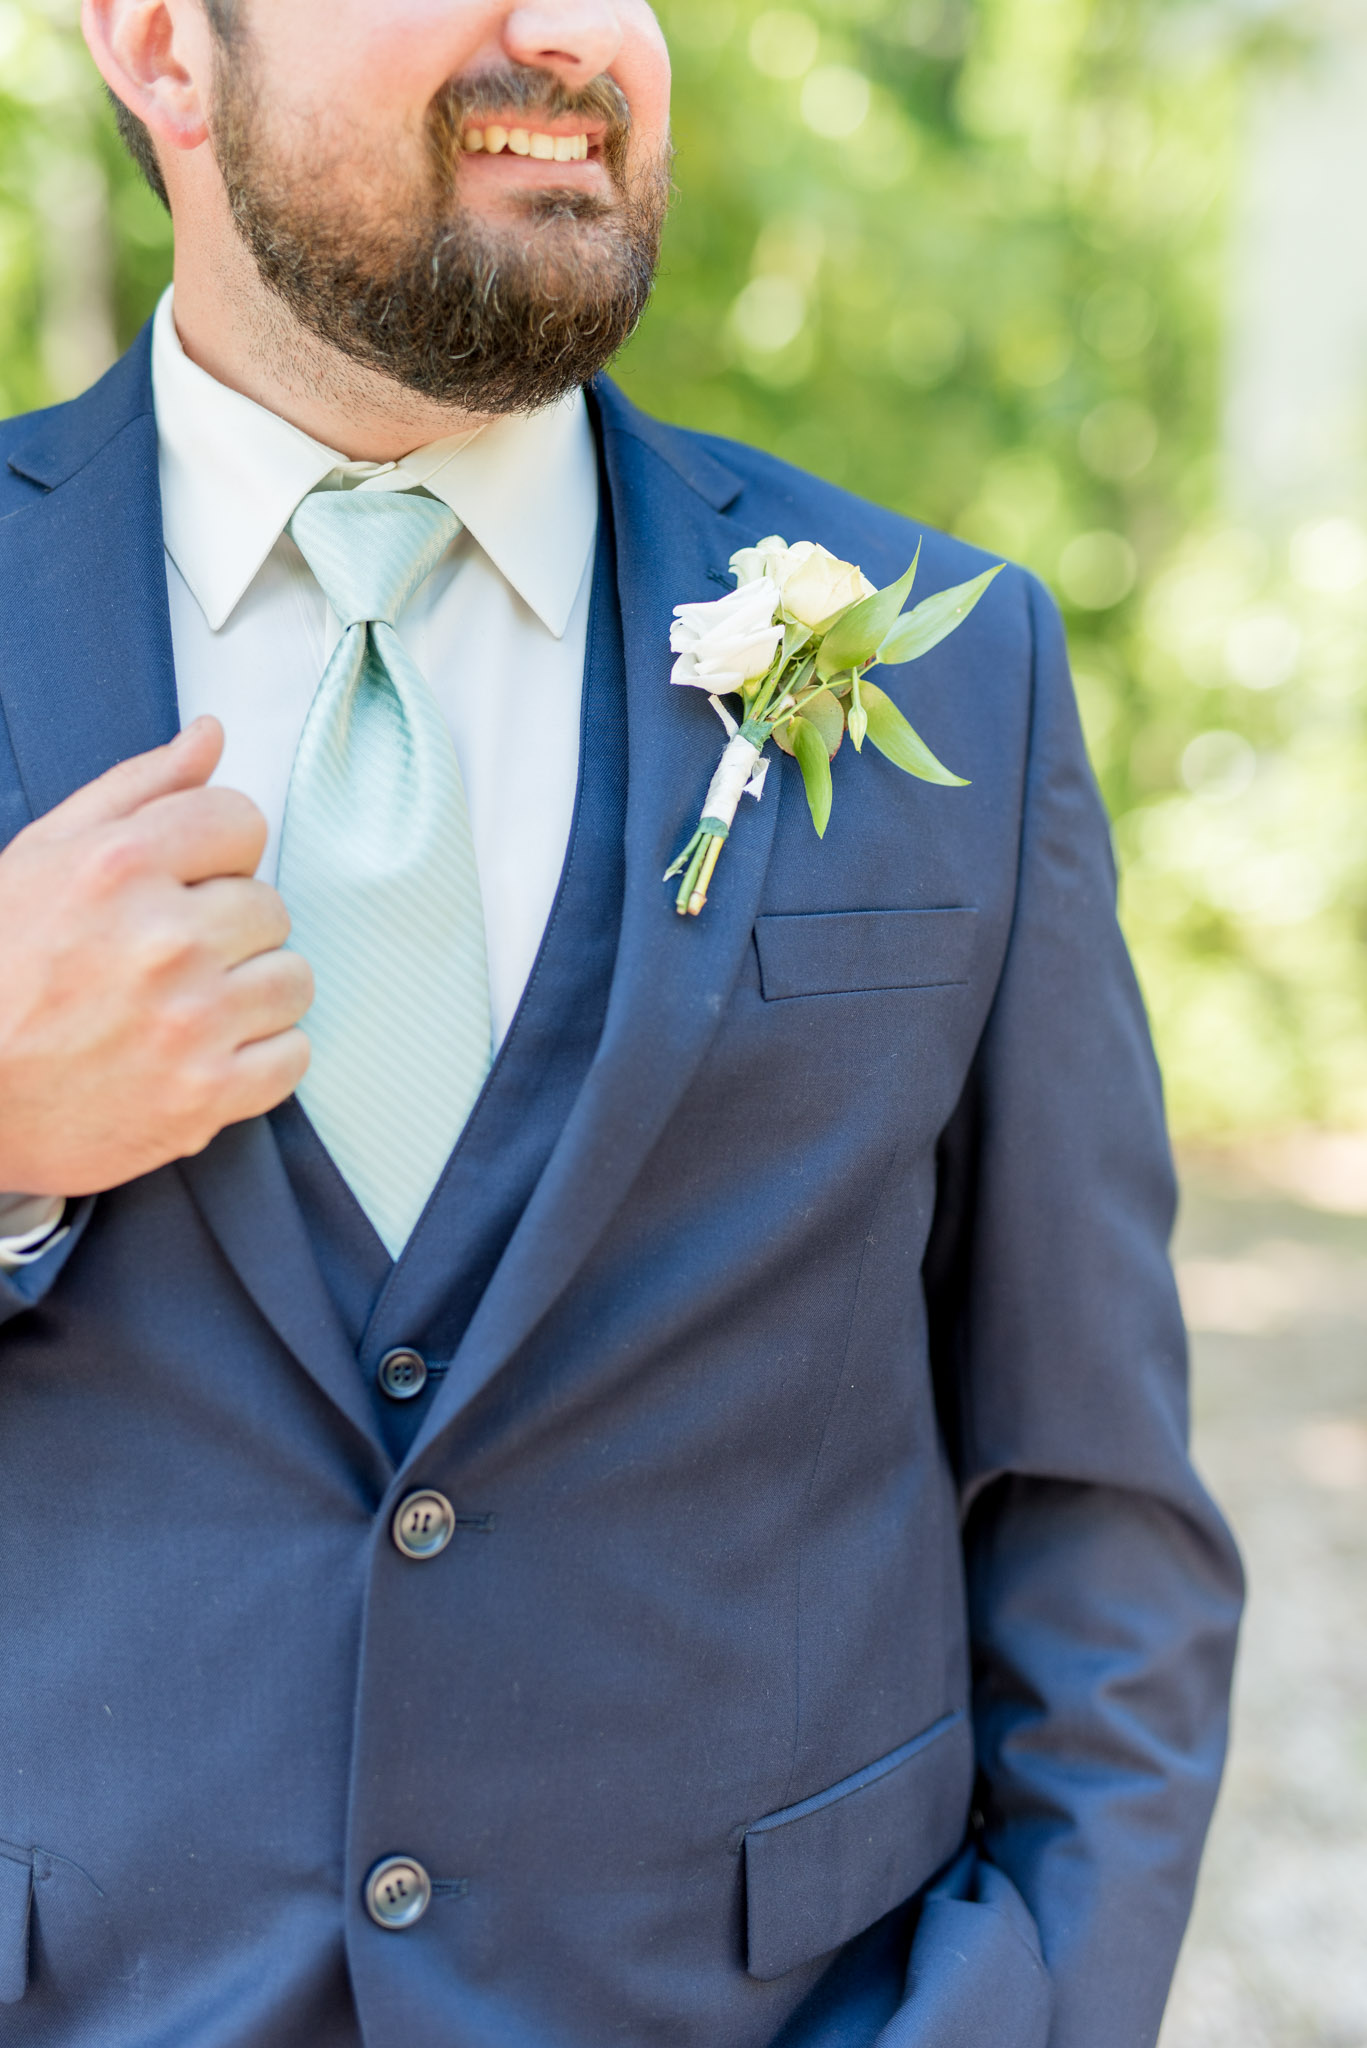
[701,732,765,831]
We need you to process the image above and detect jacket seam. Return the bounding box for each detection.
[779,1140,903,1814]
[955,572,1042,1488]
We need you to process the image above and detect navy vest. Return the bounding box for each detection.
[271,492,626,1461]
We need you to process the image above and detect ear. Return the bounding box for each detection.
[82,0,215,158]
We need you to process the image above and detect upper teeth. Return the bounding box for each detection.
[465,127,590,162]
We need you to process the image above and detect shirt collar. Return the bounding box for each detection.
[150,286,598,638]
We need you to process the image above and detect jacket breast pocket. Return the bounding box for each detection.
[742,1707,973,1981]
[753,909,979,1001]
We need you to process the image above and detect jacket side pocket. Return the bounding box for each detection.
[0,1840,32,2005]
[742,1707,973,1982]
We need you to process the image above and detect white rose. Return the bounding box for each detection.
[729,535,876,630]
[777,542,876,629]
[670,578,784,692]
[729,535,795,588]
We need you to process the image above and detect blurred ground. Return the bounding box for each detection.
[1159,1145,1367,2048]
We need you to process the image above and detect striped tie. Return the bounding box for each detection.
[278,487,491,1257]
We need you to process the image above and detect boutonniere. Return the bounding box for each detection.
[665,536,1003,916]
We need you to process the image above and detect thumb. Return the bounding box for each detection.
[27,716,225,839]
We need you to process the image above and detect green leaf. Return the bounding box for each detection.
[802,685,846,758]
[790,714,834,836]
[861,682,968,786]
[815,542,922,680]
[875,563,1004,668]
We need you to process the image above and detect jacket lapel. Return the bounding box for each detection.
[176,1121,383,1455]
[0,333,382,1459]
[410,381,778,1458]
[0,342,179,813]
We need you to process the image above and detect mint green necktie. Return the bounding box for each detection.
[278,487,491,1257]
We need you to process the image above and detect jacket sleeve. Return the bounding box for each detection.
[890,575,1244,2048]
[0,1197,95,1326]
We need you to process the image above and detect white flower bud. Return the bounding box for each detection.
[729,536,796,588]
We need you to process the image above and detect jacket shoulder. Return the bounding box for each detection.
[595,378,1031,608]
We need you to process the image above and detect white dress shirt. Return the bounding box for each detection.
[156,288,598,1041]
[0,288,599,1266]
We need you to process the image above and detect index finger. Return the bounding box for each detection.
[26,717,225,841]
[121,783,270,885]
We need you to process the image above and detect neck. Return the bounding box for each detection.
[171,217,497,463]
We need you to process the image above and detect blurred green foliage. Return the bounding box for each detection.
[625,0,1367,1137]
[3,0,1365,1133]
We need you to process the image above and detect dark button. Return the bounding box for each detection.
[377,1347,428,1401]
[392,1489,457,1560]
[364,1855,431,1930]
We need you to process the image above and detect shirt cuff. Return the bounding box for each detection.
[0,1195,70,1269]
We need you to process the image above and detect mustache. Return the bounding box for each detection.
[429,63,633,179]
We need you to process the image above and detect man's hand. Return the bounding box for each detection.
[0,717,313,1195]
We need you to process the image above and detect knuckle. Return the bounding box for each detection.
[148,989,217,1062]
[132,916,204,984]
[213,788,269,854]
[172,1062,232,1146]
[263,888,292,943]
[82,827,150,896]
[247,886,291,949]
[285,954,315,1009]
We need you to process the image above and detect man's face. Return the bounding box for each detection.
[208,1,674,413]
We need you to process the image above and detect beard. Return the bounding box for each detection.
[209,55,672,414]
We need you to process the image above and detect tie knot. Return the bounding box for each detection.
[288,488,460,629]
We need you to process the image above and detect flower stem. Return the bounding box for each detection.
[675,832,711,915]
[687,833,726,916]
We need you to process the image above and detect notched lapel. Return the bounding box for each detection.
[411,393,778,1458]
[0,409,178,819]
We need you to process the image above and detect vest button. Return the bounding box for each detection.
[364,1855,432,1929]
[377,1347,428,1401]
[392,1489,457,1560]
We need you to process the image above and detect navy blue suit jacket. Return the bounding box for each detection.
[0,332,1242,2047]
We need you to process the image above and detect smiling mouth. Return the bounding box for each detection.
[463,124,595,163]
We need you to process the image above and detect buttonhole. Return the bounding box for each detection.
[453,1513,496,1535]
[431,1878,470,1901]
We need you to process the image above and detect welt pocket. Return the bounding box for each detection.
[742,1707,973,1981]
[753,909,979,1001]
[0,1833,106,2006]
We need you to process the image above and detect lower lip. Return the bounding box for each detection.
[458,152,609,187]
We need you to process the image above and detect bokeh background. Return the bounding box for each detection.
[0,0,1363,2039]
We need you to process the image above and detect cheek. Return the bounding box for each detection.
[250,1,499,127]
[615,5,672,149]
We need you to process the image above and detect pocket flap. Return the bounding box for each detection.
[743,1708,973,1982]
[754,909,979,1000]
[0,1841,32,2005]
